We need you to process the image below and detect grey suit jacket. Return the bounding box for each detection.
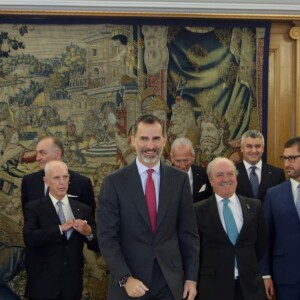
[194,194,267,300]
[97,161,199,300]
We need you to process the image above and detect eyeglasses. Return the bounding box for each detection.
[279,155,300,163]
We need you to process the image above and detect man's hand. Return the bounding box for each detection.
[263,278,274,300]
[124,276,149,297]
[182,280,197,300]
[60,219,74,232]
[73,219,92,236]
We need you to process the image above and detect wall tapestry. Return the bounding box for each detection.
[0,17,270,299]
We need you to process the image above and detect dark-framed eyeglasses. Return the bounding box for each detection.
[279,155,300,163]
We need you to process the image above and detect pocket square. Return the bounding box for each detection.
[67,194,78,198]
[198,184,206,193]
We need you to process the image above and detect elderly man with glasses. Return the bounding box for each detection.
[261,136,300,300]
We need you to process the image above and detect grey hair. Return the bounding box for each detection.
[207,157,237,178]
[44,160,68,177]
[241,130,264,146]
[170,137,195,157]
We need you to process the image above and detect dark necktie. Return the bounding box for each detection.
[296,184,300,220]
[145,169,157,234]
[249,166,259,197]
[223,198,238,267]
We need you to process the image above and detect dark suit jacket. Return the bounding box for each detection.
[194,194,267,300]
[261,180,300,287]
[191,164,212,203]
[97,161,199,300]
[21,169,96,217]
[23,196,99,300]
[236,161,285,202]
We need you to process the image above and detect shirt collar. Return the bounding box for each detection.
[136,157,160,176]
[215,193,238,204]
[290,178,300,193]
[243,159,262,171]
[49,193,69,207]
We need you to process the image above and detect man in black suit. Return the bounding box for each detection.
[23,160,99,300]
[21,136,96,216]
[170,137,212,202]
[236,130,285,202]
[194,157,267,300]
[98,114,199,300]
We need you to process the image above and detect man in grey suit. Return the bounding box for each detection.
[98,114,199,300]
[236,130,285,202]
[194,157,267,300]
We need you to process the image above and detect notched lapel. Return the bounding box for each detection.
[122,163,152,231]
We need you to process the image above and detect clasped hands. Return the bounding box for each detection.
[60,219,92,236]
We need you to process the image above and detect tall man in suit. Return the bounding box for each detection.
[194,157,267,300]
[21,136,96,216]
[236,130,285,202]
[170,137,212,202]
[98,114,199,300]
[23,160,99,300]
[262,136,300,300]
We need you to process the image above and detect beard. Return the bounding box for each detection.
[200,136,219,154]
[137,147,163,165]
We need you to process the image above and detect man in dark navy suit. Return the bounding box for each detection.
[170,137,212,203]
[236,130,285,202]
[23,160,98,300]
[21,136,96,216]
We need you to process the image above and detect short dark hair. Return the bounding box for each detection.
[38,136,64,157]
[132,114,164,136]
[284,136,300,152]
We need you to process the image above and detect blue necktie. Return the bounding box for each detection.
[249,166,259,197]
[56,201,72,239]
[223,198,238,267]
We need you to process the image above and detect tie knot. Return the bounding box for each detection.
[147,169,154,177]
[250,166,256,172]
[56,201,63,208]
[223,198,230,206]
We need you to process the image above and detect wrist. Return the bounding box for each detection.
[118,274,132,287]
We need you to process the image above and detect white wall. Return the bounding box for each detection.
[0,0,300,16]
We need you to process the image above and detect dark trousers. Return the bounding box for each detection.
[234,278,244,300]
[146,259,175,300]
[276,281,300,300]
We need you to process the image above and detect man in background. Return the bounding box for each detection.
[236,130,285,202]
[262,136,300,300]
[23,160,98,300]
[194,157,267,300]
[21,136,96,216]
[170,137,212,202]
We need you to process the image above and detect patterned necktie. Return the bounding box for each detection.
[145,169,157,234]
[223,198,238,267]
[296,184,300,220]
[249,166,259,197]
[56,201,72,239]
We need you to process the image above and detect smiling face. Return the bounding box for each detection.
[131,120,166,168]
[241,137,264,165]
[209,158,237,198]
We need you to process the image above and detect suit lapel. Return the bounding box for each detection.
[42,196,61,223]
[156,164,172,230]
[258,163,270,198]
[237,164,253,196]
[208,196,230,243]
[281,181,300,223]
[122,162,152,231]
